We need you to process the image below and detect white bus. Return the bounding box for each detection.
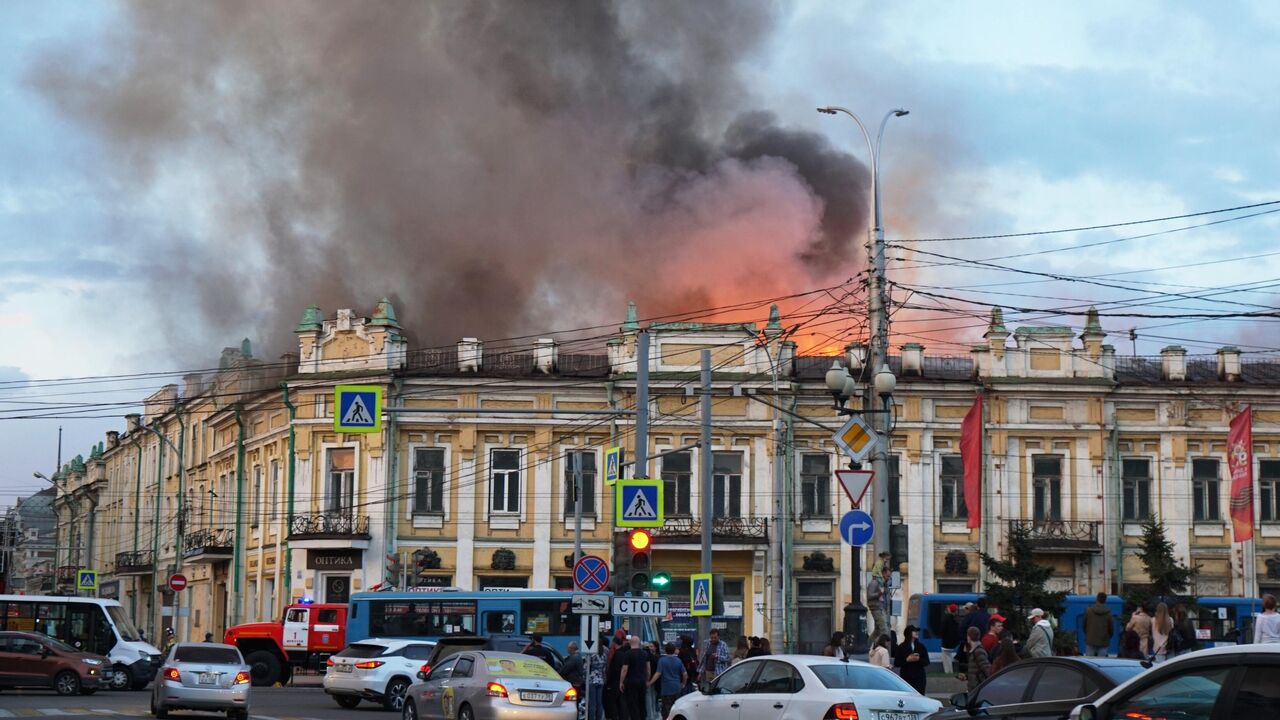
[0,594,162,690]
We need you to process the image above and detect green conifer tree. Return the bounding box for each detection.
[979,523,1067,640]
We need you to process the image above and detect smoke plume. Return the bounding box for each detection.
[29,0,873,353]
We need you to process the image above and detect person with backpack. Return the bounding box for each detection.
[964,627,991,693]
[1023,608,1053,658]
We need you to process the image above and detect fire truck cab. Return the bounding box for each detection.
[224,601,347,686]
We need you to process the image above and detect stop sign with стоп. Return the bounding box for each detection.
[169,573,188,591]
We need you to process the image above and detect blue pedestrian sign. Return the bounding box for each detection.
[574,554,610,594]
[604,447,622,486]
[614,479,663,528]
[840,510,875,547]
[690,573,713,617]
[334,385,382,433]
[77,570,98,591]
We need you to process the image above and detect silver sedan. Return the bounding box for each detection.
[403,651,577,720]
[150,643,251,720]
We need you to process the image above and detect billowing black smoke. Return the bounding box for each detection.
[28,0,870,353]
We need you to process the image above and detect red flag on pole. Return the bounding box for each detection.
[1228,406,1254,542]
[961,394,984,529]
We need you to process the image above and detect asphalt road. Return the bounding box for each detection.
[0,685,389,720]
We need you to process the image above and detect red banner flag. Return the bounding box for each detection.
[961,394,984,529]
[1228,407,1254,542]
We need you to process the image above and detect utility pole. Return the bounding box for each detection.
[698,350,713,645]
[635,331,649,477]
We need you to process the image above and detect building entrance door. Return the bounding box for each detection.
[796,580,834,655]
[323,574,351,604]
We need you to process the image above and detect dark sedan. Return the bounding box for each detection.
[928,656,1145,720]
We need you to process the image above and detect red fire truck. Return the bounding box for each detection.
[223,600,348,686]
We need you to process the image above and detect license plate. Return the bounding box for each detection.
[199,673,218,685]
[336,664,353,673]
[878,713,915,720]
[520,691,554,702]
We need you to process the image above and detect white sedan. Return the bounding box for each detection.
[670,655,941,720]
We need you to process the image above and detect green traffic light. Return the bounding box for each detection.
[650,572,671,589]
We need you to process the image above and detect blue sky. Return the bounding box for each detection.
[1,1,1278,507]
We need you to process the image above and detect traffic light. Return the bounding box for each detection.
[650,571,671,592]
[385,553,402,588]
[629,529,652,592]
[612,531,631,594]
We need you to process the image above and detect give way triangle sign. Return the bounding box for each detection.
[835,469,874,507]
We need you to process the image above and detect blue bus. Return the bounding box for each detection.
[347,590,654,655]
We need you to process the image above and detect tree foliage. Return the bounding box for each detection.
[1126,518,1195,612]
[979,523,1067,639]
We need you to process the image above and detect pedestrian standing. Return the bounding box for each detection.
[1024,609,1053,658]
[698,629,729,686]
[561,641,586,709]
[867,565,892,641]
[1126,604,1152,658]
[1151,603,1173,663]
[892,626,929,695]
[619,637,652,720]
[822,632,847,659]
[990,636,1020,673]
[964,627,991,693]
[651,643,686,720]
[644,641,660,720]
[677,637,698,695]
[1083,593,1114,657]
[1171,605,1199,656]
[1255,594,1280,643]
[730,636,749,665]
[962,598,991,643]
[605,635,628,720]
[588,638,608,720]
[939,603,961,674]
[868,634,892,669]
[981,615,1006,654]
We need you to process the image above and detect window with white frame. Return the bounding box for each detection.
[661,451,693,516]
[1122,458,1152,521]
[800,454,829,517]
[1192,458,1220,522]
[562,450,597,517]
[940,455,966,520]
[325,448,356,515]
[252,465,262,528]
[1032,455,1062,522]
[490,449,521,514]
[414,448,447,514]
[269,460,280,522]
[1261,460,1280,523]
[712,452,743,518]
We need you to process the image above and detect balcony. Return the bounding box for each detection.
[1010,519,1102,553]
[114,550,154,575]
[183,528,234,563]
[56,565,78,584]
[651,516,768,543]
[287,512,371,550]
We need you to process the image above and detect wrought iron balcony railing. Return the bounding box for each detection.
[651,516,768,541]
[56,565,78,583]
[288,512,371,539]
[114,550,155,575]
[183,528,234,558]
[1010,519,1101,550]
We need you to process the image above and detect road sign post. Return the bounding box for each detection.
[77,570,98,592]
[690,573,713,617]
[611,597,668,617]
[571,594,610,614]
[614,479,664,528]
[573,554,611,594]
[604,447,622,487]
[840,510,875,547]
[168,573,188,592]
[833,414,879,463]
[334,385,383,433]
[836,470,875,507]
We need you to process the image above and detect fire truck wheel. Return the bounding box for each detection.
[245,651,282,686]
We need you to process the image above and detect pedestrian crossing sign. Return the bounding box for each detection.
[614,478,663,528]
[77,570,98,591]
[690,573,712,616]
[334,385,382,433]
[604,446,622,486]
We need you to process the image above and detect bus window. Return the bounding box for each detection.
[370,600,477,637]
[3,600,35,631]
[68,602,99,651]
[521,600,572,635]
[486,611,516,634]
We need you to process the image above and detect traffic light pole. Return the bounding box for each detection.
[698,350,713,646]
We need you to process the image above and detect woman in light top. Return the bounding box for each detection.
[868,634,893,669]
[1151,603,1173,662]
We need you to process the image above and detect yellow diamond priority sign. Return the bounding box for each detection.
[833,414,879,463]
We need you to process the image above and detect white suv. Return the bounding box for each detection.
[323,638,436,711]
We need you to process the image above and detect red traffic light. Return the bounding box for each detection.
[628,529,651,551]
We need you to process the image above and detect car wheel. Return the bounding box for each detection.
[385,677,411,710]
[335,695,362,709]
[458,704,474,720]
[109,664,132,690]
[402,698,418,720]
[245,650,282,686]
[54,671,82,696]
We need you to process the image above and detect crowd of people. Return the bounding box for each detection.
[549,627,774,720]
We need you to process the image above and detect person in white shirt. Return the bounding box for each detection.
[1255,594,1280,644]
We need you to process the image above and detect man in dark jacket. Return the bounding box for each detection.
[1083,593,1114,656]
[939,603,961,674]
[962,598,990,641]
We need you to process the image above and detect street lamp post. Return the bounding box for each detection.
[818,105,907,645]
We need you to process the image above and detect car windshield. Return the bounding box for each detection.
[484,657,559,679]
[174,646,242,664]
[336,644,388,659]
[810,664,916,693]
[107,606,142,642]
[1097,664,1146,684]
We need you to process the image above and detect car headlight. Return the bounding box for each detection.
[83,658,104,665]
[139,650,152,660]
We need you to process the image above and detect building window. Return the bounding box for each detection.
[325,448,356,515]
[251,466,262,528]
[490,449,521,514]
[1262,460,1280,523]
[888,455,901,518]
[711,452,743,518]
[1192,458,1220,522]
[269,459,280,528]
[661,451,692,516]
[940,455,966,520]
[1122,458,1152,521]
[562,451,597,518]
[800,454,830,517]
[414,448,446,514]
[1032,456,1062,522]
